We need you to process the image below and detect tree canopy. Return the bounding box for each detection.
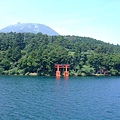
[0,32,120,76]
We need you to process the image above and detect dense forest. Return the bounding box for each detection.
[0,32,120,76]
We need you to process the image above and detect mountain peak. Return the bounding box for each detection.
[0,23,59,36]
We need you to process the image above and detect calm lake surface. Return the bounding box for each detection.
[0,76,120,120]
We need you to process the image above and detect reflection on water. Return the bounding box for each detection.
[56,76,60,80]
[56,76,69,80]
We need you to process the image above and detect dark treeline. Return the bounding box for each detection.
[0,32,120,76]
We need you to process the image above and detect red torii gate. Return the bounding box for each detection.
[55,64,70,77]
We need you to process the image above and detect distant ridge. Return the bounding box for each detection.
[0,23,59,36]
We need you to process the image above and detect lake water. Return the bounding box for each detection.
[0,76,120,120]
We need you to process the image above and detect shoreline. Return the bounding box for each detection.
[0,73,117,77]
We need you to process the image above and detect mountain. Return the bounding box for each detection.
[0,23,59,36]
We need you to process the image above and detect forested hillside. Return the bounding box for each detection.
[0,32,120,76]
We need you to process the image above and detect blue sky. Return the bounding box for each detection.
[0,0,120,45]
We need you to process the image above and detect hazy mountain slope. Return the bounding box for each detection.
[0,23,59,35]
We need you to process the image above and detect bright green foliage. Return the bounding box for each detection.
[0,32,120,76]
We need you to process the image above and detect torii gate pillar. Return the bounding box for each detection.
[64,64,70,77]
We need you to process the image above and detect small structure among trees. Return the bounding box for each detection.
[96,67,109,75]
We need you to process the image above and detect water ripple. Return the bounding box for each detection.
[0,76,120,120]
